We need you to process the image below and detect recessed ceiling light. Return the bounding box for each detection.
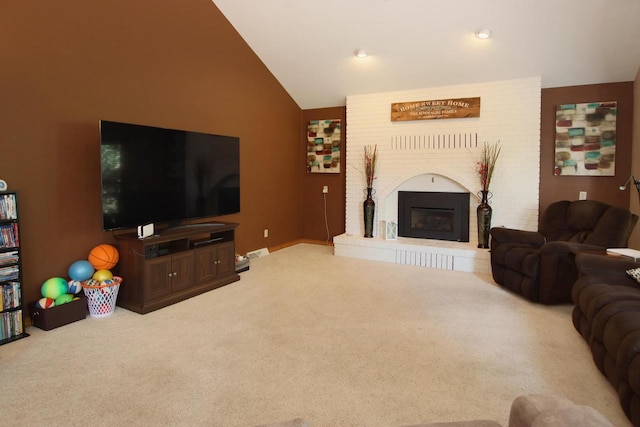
[354,48,368,58]
[475,28,492,40]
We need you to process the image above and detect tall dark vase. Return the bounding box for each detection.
[363,187,375,238]
[477,190,492,249]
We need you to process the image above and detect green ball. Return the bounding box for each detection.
[55,293,74,305]
[41,277,68,300]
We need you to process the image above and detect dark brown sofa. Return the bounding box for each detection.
[490,200,637,304]
[572,252,640,425]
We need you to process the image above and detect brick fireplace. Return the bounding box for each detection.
[334,77,542,274]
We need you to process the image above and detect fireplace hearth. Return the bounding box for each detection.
[398,191,470,242]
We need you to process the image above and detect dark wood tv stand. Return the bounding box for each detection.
[114,222,240,314]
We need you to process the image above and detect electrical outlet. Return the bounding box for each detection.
[579,191,587,200]
[322,185,328,194]
[264,228,269,238]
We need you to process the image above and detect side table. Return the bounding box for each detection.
[606,247,640,261]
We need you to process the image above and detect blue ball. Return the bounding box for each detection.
[68,260,95,282]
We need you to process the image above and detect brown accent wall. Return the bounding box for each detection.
[630,70,640,249]
[3,1,635,310]
[540,83,634,220]
[301,108,347,242]
[1,1,303,306]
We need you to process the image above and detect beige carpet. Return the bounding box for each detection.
[0,243,630,426]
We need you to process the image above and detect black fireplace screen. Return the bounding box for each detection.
[399,191,469,241]
[411,207,454,232]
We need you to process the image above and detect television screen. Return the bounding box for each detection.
[100,120,240,231]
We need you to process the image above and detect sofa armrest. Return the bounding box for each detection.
[509,394,613,427]
[575,252,640,278]
[490,227,545,247]
[539,241,605,256]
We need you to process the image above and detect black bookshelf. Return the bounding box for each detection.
[0,192,29,345]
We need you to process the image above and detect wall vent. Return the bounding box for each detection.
[391,133,478,150]
[247,248,270,258]
[395,250,454,270]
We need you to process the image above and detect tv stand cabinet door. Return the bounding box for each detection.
[170,251,195,292]
[195,241,235,284]
[216,241,236,278]
[144,257,172,301]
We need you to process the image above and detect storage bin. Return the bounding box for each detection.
[29,295,87,331]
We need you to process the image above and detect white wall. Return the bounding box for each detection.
[345,77,542,242]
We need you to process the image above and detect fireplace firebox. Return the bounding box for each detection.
[398,191,470,242]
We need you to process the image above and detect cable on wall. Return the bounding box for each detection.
[323,192,331,244]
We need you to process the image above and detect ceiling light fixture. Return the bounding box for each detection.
[475,28,492,40]
[354,48,368,58]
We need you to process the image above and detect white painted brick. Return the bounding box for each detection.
[345,77,541,241]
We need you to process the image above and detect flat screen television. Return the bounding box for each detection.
[99,120,240,231]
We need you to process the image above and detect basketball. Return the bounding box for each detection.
[41,277,69,300]
[88,244,119,270]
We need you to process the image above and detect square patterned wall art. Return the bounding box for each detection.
[307,119,341,173]
[554,101,617,176]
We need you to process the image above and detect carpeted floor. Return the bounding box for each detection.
[0,243,630,426]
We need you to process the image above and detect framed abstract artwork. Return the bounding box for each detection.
[554,101,617,176]
[306,119,341,173]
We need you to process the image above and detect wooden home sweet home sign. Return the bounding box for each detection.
[390,97,480,121]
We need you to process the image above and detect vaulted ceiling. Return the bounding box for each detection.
[213,0,640,109]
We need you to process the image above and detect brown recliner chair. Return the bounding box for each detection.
[489,200,638,304]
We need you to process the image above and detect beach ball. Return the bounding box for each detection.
[68,260,95,282]
[84,279,99,287]
[41,277,68,300]
[36,297,55,309]
[92,269,113,282]
[55,294,74,305]
[88,244,119,270]
[67,280,83,294]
